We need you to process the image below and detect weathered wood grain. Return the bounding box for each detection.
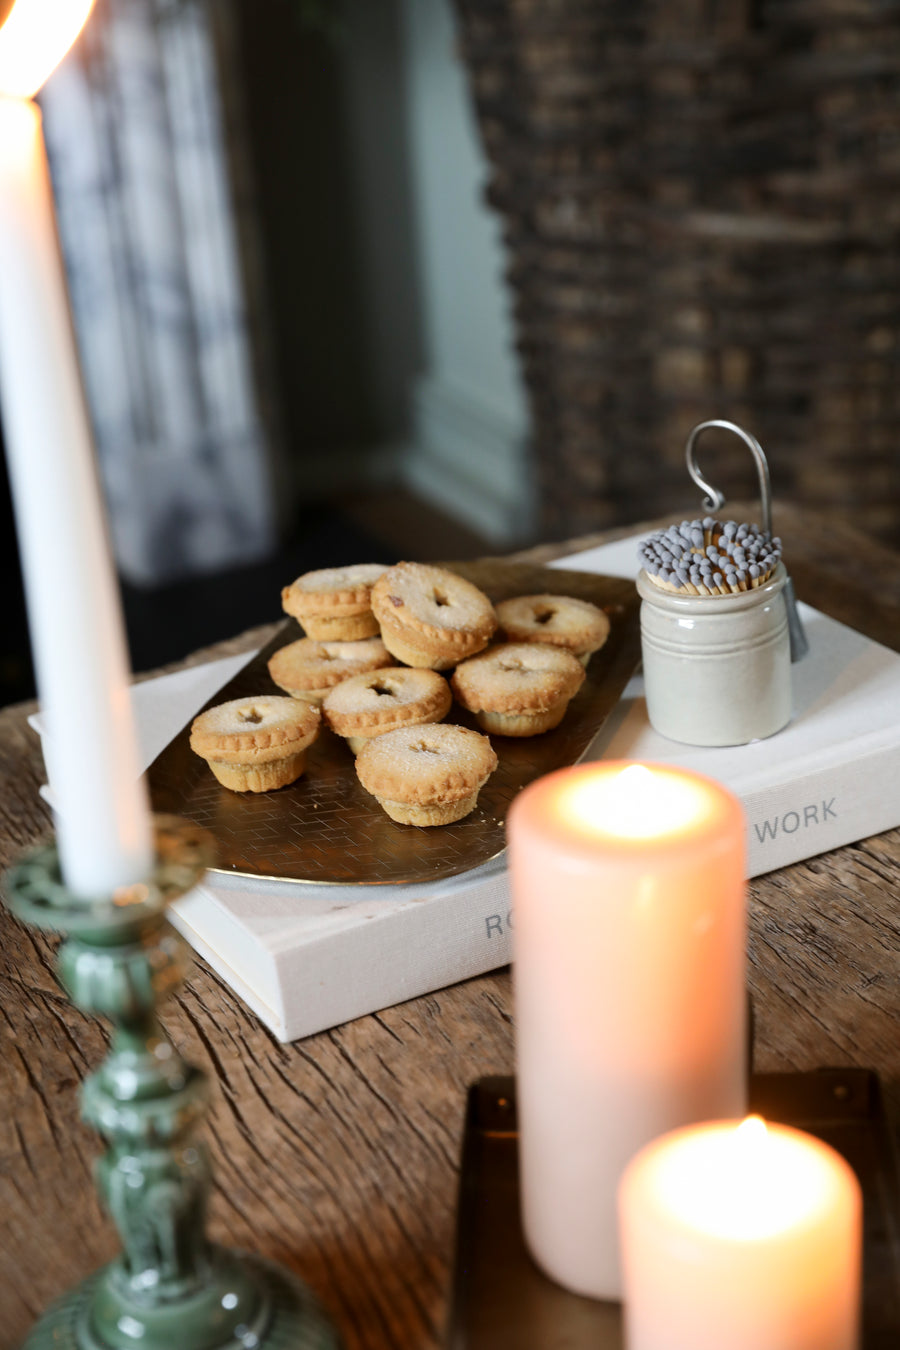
[1,509,898,1349]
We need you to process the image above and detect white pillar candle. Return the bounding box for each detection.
[0,1,153,895]
[619,1116,862,1350]
[507,762,747,1300]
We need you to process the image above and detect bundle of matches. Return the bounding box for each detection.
[638,518,782,596]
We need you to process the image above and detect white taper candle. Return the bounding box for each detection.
[0,84,152,895]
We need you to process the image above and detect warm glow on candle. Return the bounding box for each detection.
[556,762,721,842]
[619,1117,862,1350]
[736,1112,767,1144]
[654,1117,841,1241]
[0,0,95,100]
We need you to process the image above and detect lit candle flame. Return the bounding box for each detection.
[561,763,714,840]
[735,1114,767,1147]
[0,0,95,101]
[658,1117,835,1241]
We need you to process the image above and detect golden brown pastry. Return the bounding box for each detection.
[267,636,391,705]
[494,593,610,666]
[322,666,452,754]
[355,722,498,825]
[451,642,585,736]
[371,562,496,670]
[281,563,387,640]
[190,695,320,792]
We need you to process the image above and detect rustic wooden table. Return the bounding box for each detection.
[1,505,898,1350]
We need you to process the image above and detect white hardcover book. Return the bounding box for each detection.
[31,538,900,1041]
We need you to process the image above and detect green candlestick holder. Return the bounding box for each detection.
[3,815,342,1350]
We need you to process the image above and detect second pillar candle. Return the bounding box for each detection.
[507,762,747,1300]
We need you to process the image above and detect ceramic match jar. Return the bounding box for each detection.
[637,562,792,747]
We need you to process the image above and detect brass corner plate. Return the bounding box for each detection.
[146,561,641,886]
[447,1070,900,1349]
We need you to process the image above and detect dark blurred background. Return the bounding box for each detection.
[4,0,900,708]
[1,0,518,707]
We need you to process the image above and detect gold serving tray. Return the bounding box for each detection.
[146,561,641,886]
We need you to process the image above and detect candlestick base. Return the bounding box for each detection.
[3,818,343,1350]
[23,1249,339,1350]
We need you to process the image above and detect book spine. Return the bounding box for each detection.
[275,874,514,1041]
[743,738,900,876]
[282,740,900,1040]
[172,739,900,1042]
[171,868,516,1043]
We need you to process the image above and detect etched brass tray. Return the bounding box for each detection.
[146,561,641,885]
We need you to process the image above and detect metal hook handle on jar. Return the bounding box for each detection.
[683,420,808,662]
[685,419,773,537]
